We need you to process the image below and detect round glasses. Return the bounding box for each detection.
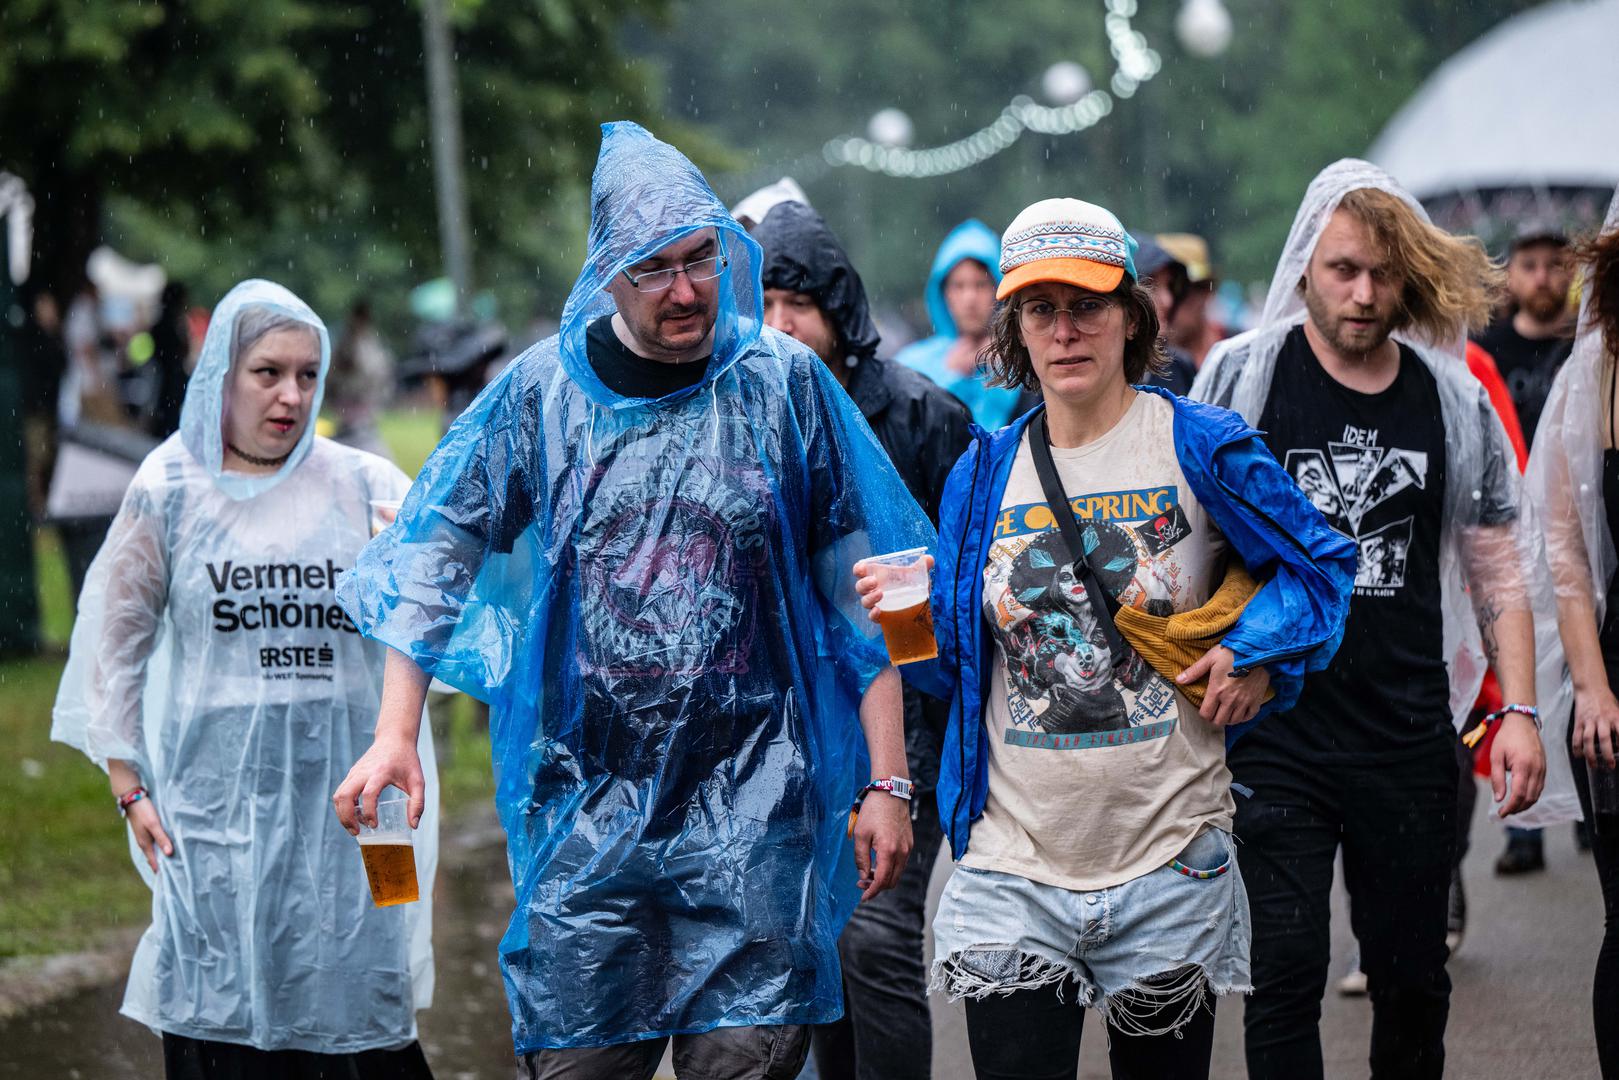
[620,253,728,294]
[1016,295,1118,336]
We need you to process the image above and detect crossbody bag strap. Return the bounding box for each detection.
[1026,411,1130,667]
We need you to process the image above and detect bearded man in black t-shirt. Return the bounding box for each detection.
[1474,224,1575,449]
[1193,163,1549,1080]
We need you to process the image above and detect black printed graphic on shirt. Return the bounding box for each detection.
[1251,328,1454,757]
[1285,429,1428,597]
[984,485,1195,748]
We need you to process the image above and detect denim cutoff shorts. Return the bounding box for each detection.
[930,827,1252,1036]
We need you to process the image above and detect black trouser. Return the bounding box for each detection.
[961,977,1217,1080]
[1455,724,1479,866]
[811,791,943,1080]
[1231,737,1456,1080]
[162,1033,434,1080]
[1569,706,1619,1078]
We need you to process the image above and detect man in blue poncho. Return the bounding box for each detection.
[895,219,1024,430]
[332,122,935,1078]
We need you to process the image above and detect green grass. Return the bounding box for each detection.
[0,408,494,959]
[0,655,152,958]
[35,528,73,650]
[375,406,445,479]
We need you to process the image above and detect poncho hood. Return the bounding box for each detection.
[179,279,330,501]
[560,121,764,408]
[751,199,880,360]
[923,218,1002,337]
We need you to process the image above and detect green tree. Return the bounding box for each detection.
[1,0,677,325]
[634,0,1545,310]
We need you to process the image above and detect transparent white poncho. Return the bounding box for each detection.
[1527,188,1619,623]
[1192,159,1577,827]
[51,279,439,1051]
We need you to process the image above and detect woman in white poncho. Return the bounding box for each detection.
[1527,188,1619,1077]
[52,279,438,1080]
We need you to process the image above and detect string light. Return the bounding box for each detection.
[824,0,1160,178]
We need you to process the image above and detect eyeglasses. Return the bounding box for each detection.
[620,252,729,293]
[1016,295,1118,336]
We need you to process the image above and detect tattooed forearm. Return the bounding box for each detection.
[1477,594,1505,666]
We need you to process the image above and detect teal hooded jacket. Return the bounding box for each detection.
[894,219,1024,430]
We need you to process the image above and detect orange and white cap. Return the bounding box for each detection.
[996,197,1138,301]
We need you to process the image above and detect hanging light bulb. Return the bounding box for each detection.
[1042,61,1092,105]
[867,108,915,148]
[1176,0,1233,58]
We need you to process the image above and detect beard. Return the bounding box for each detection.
[634,299,715,354]
[1302,280,1398,359]
[1517,287,1566,324]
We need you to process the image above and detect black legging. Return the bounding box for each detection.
[962,970,1217,1080]
[1569,712,1619,1078]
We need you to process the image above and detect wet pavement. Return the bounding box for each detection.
[0,790,1604,1078]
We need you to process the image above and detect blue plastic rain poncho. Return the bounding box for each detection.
[52,280,439,1052]
[337,122,934,1051]
[894,219,1023,430]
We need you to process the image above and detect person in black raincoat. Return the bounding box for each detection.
[749,198,970,1080]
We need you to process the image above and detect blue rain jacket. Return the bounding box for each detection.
[337,123,934,1050]
[894,219,1023,430]
[912,387,1356,860]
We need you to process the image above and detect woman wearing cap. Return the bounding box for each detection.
[52,280,438,1079]
[857,199,1354,1077]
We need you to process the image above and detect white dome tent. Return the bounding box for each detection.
[1367,0,1619,247]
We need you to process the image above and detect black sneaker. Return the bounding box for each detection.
[1445,869,1466,954]
[1494,834,1546,875]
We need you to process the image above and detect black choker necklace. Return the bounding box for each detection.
[227,442,293,468]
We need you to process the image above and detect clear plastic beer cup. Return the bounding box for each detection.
[864,547,938,665]
[356,795,419,907]
[369,499,402,538]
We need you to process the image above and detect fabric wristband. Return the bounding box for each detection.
[117,786,149,816]
[845,777,914,837]
[1461,703,1542,749]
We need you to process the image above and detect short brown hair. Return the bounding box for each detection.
[980,278,1167,392]
[1332,188,1504,342]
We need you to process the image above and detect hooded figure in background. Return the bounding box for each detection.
[895,219,1024,430]
[750,198,970,1080]
[53,280,438,1071]
[334,123,934,1066]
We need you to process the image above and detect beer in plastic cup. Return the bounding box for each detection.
[369,499,402,538]
[865,547,938,665]
[357,795,419,907]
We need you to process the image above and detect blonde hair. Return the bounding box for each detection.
[1336,188,1503,343]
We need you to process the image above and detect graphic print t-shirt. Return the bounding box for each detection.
[961,393,1234,891]
[1253,327,1452,760]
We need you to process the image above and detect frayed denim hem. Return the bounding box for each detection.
[929,948,1251,1041]
[928,946,1088,1004]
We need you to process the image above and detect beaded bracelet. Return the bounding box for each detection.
[117,786,149,816]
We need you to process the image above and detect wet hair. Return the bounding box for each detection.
[232,305,318,367]
[1329,188,1504,342]
[980,276,1167,391]
[1574,224,1619,364]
